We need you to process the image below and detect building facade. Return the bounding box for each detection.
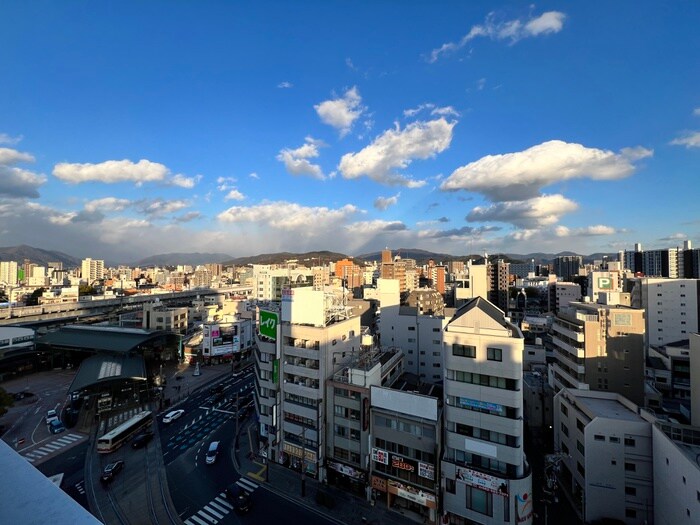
[441,297,532,524]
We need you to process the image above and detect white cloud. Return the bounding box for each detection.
[374,193,400,210]
[418,225,500,239]
[174,211,202,223]
[467,194,578,228]
[670,131,700,148]
[277,81,293,89]
[217,201,358,229]
[694,108,700,117]
[224,189,246,201]
[171,173,201,188]
[431,106,460,117]
[428,10,566,62]
[84,197,132,213]
[404,103,435,117]
[0,133,23,145]
[137,199,189,217]
[276,137,325,180]
[53,159,169,185]
[0,147,45,198]
[314,86,365,137]
[347,220,407,234]
[554,224,619,237]
[338,118,455,187]
[217,176,237,184]
[249,172,259,179]
[441,140,652,201]
[0,147,34,165]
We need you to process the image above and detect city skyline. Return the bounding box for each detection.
[1,2,699,262]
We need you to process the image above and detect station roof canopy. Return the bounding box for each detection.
[37,325,168,354]
[69,353,146,393]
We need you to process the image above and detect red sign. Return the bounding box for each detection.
[391,455,416,472]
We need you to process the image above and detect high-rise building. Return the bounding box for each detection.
[255,287,361,480]
[0,261,19,286]
[551,301,646,405]
[487,260,509,312]
[553,255,582,281]
[81,258,104,283]
[441,297,532,524]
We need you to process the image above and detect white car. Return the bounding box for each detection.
[162,409,184,424]
[45,409,59,425]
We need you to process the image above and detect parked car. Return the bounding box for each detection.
[162,409,184,424]
[131,430,154,449]
[49,420,65,434]
[100,460,125,484]
[227,483,252,514]
[45,409,59,425]
[205,441,220,464]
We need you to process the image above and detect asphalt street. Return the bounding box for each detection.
[35,440,90,510]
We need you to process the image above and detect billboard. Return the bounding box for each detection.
[259,310,278,340]
[202,323,238,356]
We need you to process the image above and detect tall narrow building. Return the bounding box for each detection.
[441,297,532,524]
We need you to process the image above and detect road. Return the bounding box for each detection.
[35,440,90,510]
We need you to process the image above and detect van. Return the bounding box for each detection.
[205,441,220,464]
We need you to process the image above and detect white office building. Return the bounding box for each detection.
[553,389,653,524]
[630,277,699,347]
[441,297,533,525]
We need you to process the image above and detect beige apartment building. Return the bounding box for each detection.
[551,301,646,406]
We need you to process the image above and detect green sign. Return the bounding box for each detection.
[272,359,280,385]
[259,310,278,340]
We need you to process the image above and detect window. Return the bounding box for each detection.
[562,442,569,455]
[466,486,493,516]
[408,326,416,331]
[576,419,585,432]
[432,340,440,345]
[487,347,502,362]
[594,434,605,441]
[561,404,568,416]
[625,462,636,472]
[432,327,440,332]
[407,338,416,343]
[432,352,440,356]
[610,436,620,443]
[445,478,456,494]
[624,437,636,447]
[561,423,569,437]
[433,363,440,368]
[453,344,476,358]
[577,462,585,476]
[577,441,585,454]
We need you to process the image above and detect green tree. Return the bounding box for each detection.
[26,287,45,306]
[79,284,96,296]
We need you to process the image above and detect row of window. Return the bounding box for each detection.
[374,438,436,463]
[448,421,518,448]
[374,415,437,439]
[334,424,360,441]
[447,396,518,419]
[334,387,361,401]
[445,447,515,476]
[446,369,518,391]
[284,392,319,408]
[451,344,503,362]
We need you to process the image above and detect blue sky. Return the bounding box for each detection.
[1,1,699,263]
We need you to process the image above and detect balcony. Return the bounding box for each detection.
[284,361,320,381]
[552,322,584,342]
[551,335,584,359]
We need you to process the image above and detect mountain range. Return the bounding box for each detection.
[0,245,617,269]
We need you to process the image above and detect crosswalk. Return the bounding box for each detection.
[75,480,85,495]
[23,433,86,462]
[183,477,259,525]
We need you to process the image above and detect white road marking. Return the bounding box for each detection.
[202,505,224,519]
[214,497,232,510]
[196,509,218,523]
[236,477,259,492]
[187,515,209,525]
[207,501,228,514]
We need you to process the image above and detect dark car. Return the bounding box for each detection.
[227,483,252,514]
[131,430,154,449]
[100,460,125,484]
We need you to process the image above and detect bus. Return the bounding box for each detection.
[97,410,152,453]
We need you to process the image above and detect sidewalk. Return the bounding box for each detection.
[232,419,418,525]
[158,360,242,413]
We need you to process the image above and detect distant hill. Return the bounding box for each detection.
[226,250,349,266]
[0,244,81,268]
[133,252,233,267]
[356,248,455,263]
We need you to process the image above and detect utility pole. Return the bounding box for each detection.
[235,391,240,452]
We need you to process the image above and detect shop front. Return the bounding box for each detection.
[326,459,367,496]
[372,475,438,524]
